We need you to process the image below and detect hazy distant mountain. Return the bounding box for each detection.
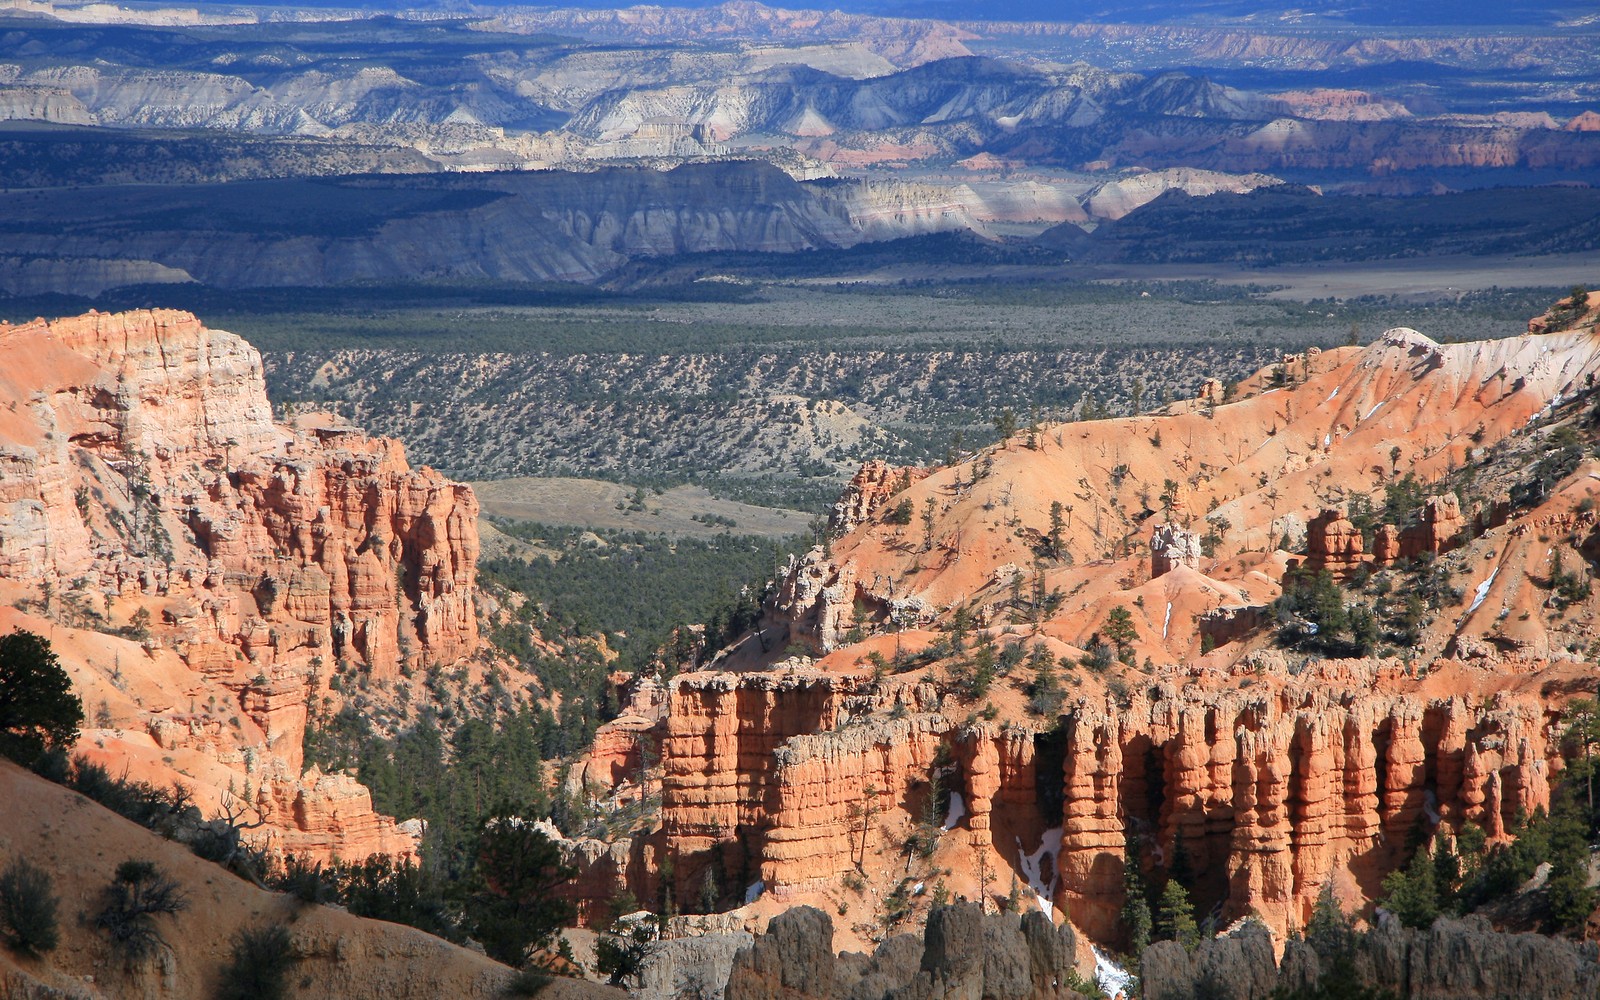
[192,0,1585,28]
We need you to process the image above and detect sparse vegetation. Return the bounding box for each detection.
[0,857,59,956]
[216,924,297,1000]
[96,859,188,960]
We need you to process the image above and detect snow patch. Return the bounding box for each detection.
[912,881,925,895]
[1423,789,1441,826]
[942,792,967,831]
[1466,566,1500,616]
[1326,386,1339,402]
[1162,602,1172,639]
[744,881,765,905]
[1527,393,1564,427]
[1363,401,1384,420]
[1015,827,1063,918]
[1095,947,1133,999]
[1323,433,1331,449]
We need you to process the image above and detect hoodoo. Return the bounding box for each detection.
[555,292,1600,972]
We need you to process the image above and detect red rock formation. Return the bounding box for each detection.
[1400,494,1466,560]
[0,309,484,865]
[1055,665,1556,941]
[1300,509,1370,581]
[829,460,928,535]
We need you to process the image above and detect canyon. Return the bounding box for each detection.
[545,290,1600,969]
[4,294,1600,994]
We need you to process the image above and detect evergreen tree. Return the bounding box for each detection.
[1545,786,1596,931]
[470,809,576,967]
[0,631,84,767]
[1379,842,1439,929]
[1102,606,1137,653]
[1157,878,1199,952]
[1121,835,1153,958]
[1304,884,1354,966]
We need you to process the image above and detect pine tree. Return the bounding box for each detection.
[1545,787,1596,931]
[1047,501,1065,559]
[1157,878,1199,952]
[1121,835,1152,958]
[1379,842,1439,929]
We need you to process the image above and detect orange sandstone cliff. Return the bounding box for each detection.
[0,309,482,863]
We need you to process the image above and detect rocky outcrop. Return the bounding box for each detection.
[830,461,928,536]
[553,669,1033,912]
[655,670,950,907]
[1142,922,1278,1000]
[1082,168,1283,221]
[1143,916,1600,1000]
[0,309,483,863]
[1057,668,1556,943]
[725,904,1087,1000]
[0,309,478,672]
[1299,509,1370,581]
[1397,494,1467,561]
[634,931,756,1000]
[1150,525,1202,578]
[566,660,1546,945]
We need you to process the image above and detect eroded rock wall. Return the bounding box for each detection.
[1058,667,1557,942]
[0,309,483,864]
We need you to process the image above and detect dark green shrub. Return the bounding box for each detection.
[339,856,459,942]
[96,860,187,959]
[0,857,59,956]
[269,855,337,906]
[503,968,553,997]
[215,924,296,1000]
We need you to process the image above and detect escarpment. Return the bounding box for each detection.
[569,659,1561,946]
[560,296,1600,966]
[0,308,482,862]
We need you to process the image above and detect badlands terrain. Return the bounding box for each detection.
[4,290,1600,996]
[0,0,1597,293]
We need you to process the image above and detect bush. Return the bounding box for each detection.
[216,924,296,1000]
[339,856,459,942]
[503,968,553,997]
[269,855,337,906]
[96,859,188,959]
[0,857,59,956]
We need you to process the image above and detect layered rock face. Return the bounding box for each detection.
[1300,508,1369,580]
[555,669,1054,914]
[0,308,478,676]
[1056,665,1556,942]
[657,670,950,907]
[0,309,482,862]
[567,655,1563,947]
